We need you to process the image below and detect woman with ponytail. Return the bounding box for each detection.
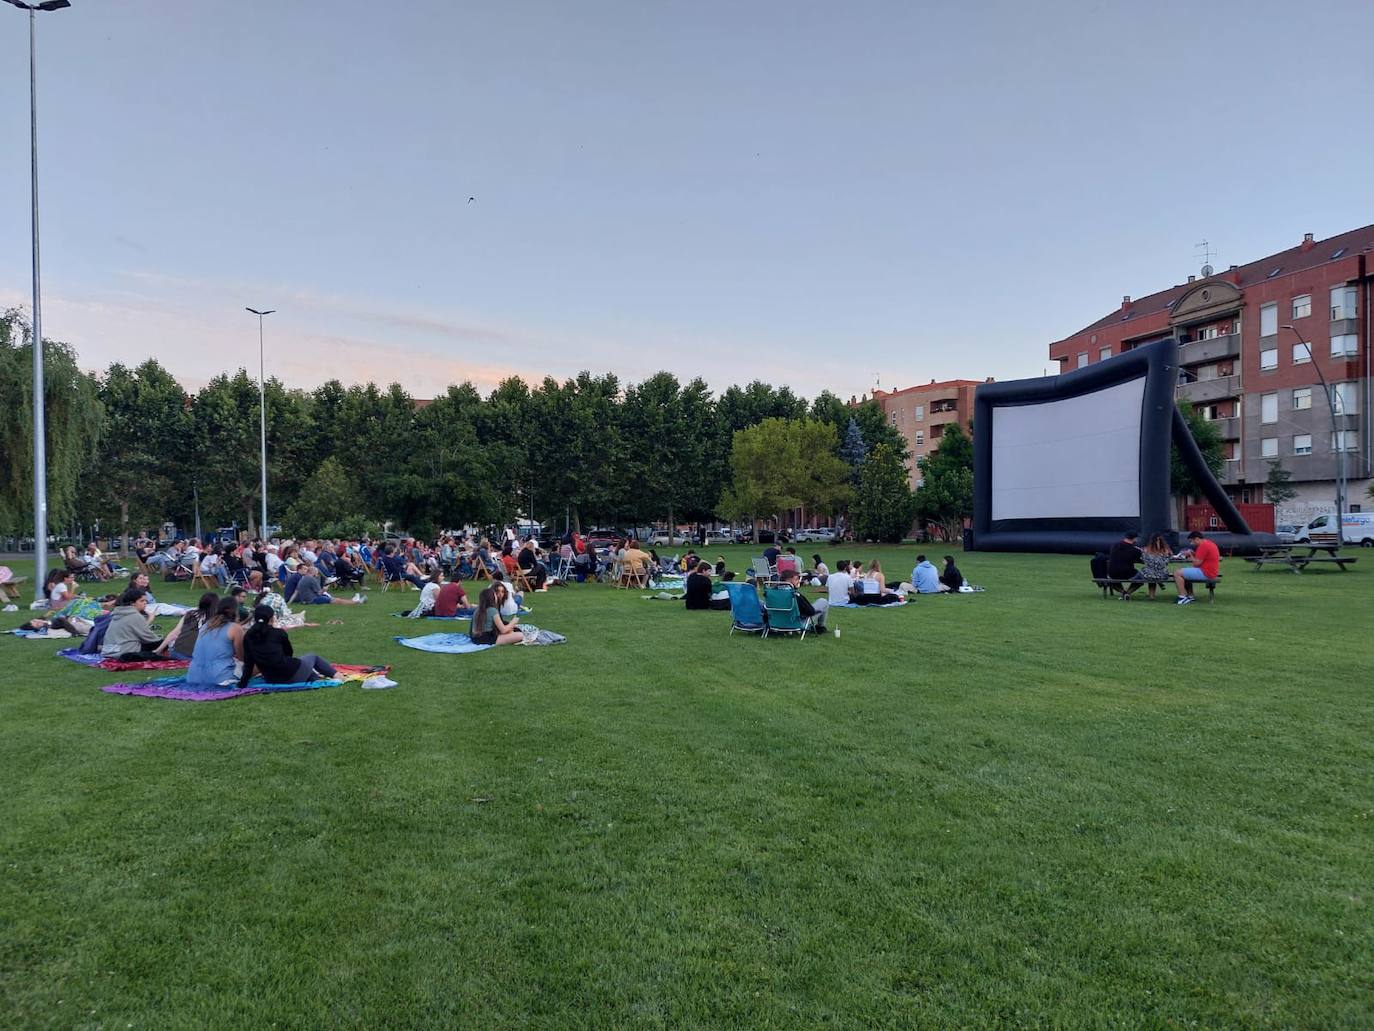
[239,604,338,688]
[186,596,245,688]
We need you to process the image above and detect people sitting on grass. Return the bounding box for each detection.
[471,583,525,646]
[1107,531,1143,599]
[101,588,166,662]
[253,582,306,629]
[912,555,947,594]
[1173,531,1220,606]
[487,570,524,616]
[239,604,338,687]
[433,576,472,617]
[1137,535,1172,600]
[187,597,246,688]
[159,592,218,660]
[45,568,77,611]
[685,561,729,610]
[941,555,964,593]
[809,554,829,586]
[826,560,853,605]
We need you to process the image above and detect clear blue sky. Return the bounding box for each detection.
[2,0,1372,398]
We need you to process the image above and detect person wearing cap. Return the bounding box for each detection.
[1173,531,1220,605]
[1107,530,1144,598]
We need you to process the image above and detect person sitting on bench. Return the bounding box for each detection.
[1108,531,1144,598]
[1173,531,1220,606]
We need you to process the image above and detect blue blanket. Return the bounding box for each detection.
[394,633,493,654]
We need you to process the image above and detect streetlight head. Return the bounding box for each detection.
[2,1,33,10]
[245,307,276,316]
[36,1,73,10]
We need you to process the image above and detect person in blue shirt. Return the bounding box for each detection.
[912,554,945,594]
[380,544,427,589]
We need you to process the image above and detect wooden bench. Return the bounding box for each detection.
[1092,576,1219,603]
[1,576,28,602]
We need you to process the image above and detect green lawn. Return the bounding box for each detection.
[2,547,1371,1027]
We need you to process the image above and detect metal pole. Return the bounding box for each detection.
[258,314,268,538]
[1285,327,1344,542]
[29,5,48,602]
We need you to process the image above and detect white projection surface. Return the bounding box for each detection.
[991,376,1145,520]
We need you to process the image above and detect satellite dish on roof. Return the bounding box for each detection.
[1201,264,1214,277]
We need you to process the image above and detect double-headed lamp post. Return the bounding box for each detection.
[1283,325,1346,539]
[246,308,275,538]
[5,0,72,600]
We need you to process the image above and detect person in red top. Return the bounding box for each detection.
[433,580,471,617]
[1173,531,1220,605]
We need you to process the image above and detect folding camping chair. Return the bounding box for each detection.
[762,584,812,640]
[751,557,777,586]
[191,558,216,591]
[726,581,767,637]
[618,560,648,590]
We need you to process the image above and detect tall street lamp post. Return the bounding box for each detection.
[246,308,275,538]
[5,0,71,600]
[1283,325,1347,542]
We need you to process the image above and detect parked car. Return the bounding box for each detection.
[1275,524,1300,543]
[704,529,734,545]
[734,528,788,544]
[650,529,694,546]
[791,527,837,543]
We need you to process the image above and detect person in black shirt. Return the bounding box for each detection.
[684,561,720,610]
[1107,531,1143,598]
[239,604,338,687]
[941,555,964,593]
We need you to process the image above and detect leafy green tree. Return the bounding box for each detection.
[852,443,919,542]
[912,424,973,541]
[717,418,805,540]
[1264,460,1297,506]
[94,360,188,553]
[284,457,361,537]
[189,371,269,534]
[795,419,853,520]
[1171,405,1225,499]
[0,309,104,539]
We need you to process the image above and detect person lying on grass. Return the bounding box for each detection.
[239,604,339,688]
[471,583,525,646]
[187,597,246,689]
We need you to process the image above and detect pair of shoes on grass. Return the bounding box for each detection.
[1176,595,1194,606]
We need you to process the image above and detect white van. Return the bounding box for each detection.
[1295,512,1374,547]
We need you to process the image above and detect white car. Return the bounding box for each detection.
[792,527,837,543]
[704,529,734,545]
[1295,512,1374,546]
[650,530,695,546]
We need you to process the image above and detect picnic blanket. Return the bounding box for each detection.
[830,598,910,608]
[57,648,190,671]
[394,632,491,654]
[99,663,391,702]
[6,628,74,639]
[390,606,529,619]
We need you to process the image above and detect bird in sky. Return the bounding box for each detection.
[467,196,475,204]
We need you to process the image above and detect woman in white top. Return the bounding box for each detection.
[408,573,444,618]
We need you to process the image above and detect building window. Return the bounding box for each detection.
[1224,441,1240,461]
[914,404,924,420]
[915,430,924,446]
[1099,347,1111,361]
[1292,343,1311,365]
[1331,333,1358,357]
[1259,348,1278,370]
[930,399,958,414]
[1200,404,1219,421]
[1294,434,1312,455]
[1330,285,1357,320]
[1261,437,1278,458]
[1334,381,1359,415]
[1260,302,1278,337]
[1292,387,1312,411]
[1260,393,1278,424]
[889,411,898,425]
[1331,429,1359,452]
[1076,352,1088,368]
[1291,294,1311,320]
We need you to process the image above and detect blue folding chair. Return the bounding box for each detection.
[727,582,767,637]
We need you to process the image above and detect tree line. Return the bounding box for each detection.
[1,309,979,547]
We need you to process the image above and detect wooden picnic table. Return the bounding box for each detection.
[1245,544,1358,573]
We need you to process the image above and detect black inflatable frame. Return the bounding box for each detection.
[970,338,1273,555]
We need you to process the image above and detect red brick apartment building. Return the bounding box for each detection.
[862,379,987,489]
[1048,226,1373,525]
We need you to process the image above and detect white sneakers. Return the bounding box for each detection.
[350,593,368,604]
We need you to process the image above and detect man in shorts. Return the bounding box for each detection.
[1173,531,1219,605]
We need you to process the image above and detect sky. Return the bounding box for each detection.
[2,0,1372,401]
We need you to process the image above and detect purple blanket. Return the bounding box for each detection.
[100,675,343,702]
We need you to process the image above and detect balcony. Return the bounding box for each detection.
[1177,374,1241,404]
[1178,333,1240,367]
[1206,415,1240,439]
